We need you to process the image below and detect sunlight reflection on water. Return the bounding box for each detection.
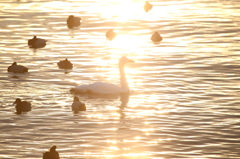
[0,0,240,158]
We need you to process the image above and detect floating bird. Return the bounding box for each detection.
[151,32,162,42]
[57,58,73,69]
[28,36,47,48]
[67,15,81,29]
[8,62,28,73]
[71,96,86,112]
[106,29,116,41]
[144,1,153,12]
[13,98,31,113]
[71,56,134,95]
[42,145,60,159]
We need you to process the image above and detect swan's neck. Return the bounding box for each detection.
[119,64,129,90]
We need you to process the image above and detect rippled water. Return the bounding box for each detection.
[1,0,240,158]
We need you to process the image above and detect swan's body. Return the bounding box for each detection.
[106,29,116,41]
[151,32,162,42]
[71,97,86,112]
[8,62,28,73]
[144,1,153,12]
[13,98,31,113]
[67,15,81,28]
[57,58,73,69]
[43,145,60,159]
[71,56,134,95]
[28,36,47,48]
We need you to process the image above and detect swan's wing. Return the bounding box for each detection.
[75,82,127,94]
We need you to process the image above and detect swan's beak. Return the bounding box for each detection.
[127,59,134,63]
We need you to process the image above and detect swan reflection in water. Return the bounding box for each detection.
[118,92,130,122]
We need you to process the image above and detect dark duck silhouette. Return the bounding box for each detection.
[8,62,28,73]
[106,29,116,41]
[144,1,153,12]
[13,98,32,113]
[151,32,162,42]
[57,58,73,69]
[71,96,86,112]
[43,145,60,159]
[67,15,81,29]
[28,36,47,48]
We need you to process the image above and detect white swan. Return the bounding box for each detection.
[71,56,134,95]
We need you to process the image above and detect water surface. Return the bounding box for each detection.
[0,0,240,158]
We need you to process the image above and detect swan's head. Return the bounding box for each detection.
[119,56,134,66]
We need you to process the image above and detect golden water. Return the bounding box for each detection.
[0,0,240,158]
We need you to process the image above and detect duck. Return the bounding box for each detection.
[57,58,73,69]
[106,29,116,41]
[151,32,162,42]
[71,96,86,112]
[13,98,31,113]
[67,15,81,29]
[144,1,153,12]
[42,145,60,159]
[8,62,28,73]
[28,36,47,48]
[70,56,134,95]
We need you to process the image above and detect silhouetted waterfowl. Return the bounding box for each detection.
[8,62,28,73]
[57,58,73,69]
[71,96,86,112]
[43,145,60,159]
[151,32,162,42]
[13,98,31,113]
[106,29,116,41]
[71,56,134,95]
[28,36,47,48]
[67,15,81,29]
[144,1,153,12]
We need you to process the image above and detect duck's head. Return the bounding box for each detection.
[73,96,79,102]
[119,56,134,66]
[68,15,74,20]
[50,145,57,152]
[13,98,21,104]
[12,62,17,66]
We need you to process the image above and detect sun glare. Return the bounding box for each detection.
[100,0,143,22]
[109,34,146,52]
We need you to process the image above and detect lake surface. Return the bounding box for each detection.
[0,0,240,158]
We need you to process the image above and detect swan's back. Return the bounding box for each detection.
[73,82,128,94]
